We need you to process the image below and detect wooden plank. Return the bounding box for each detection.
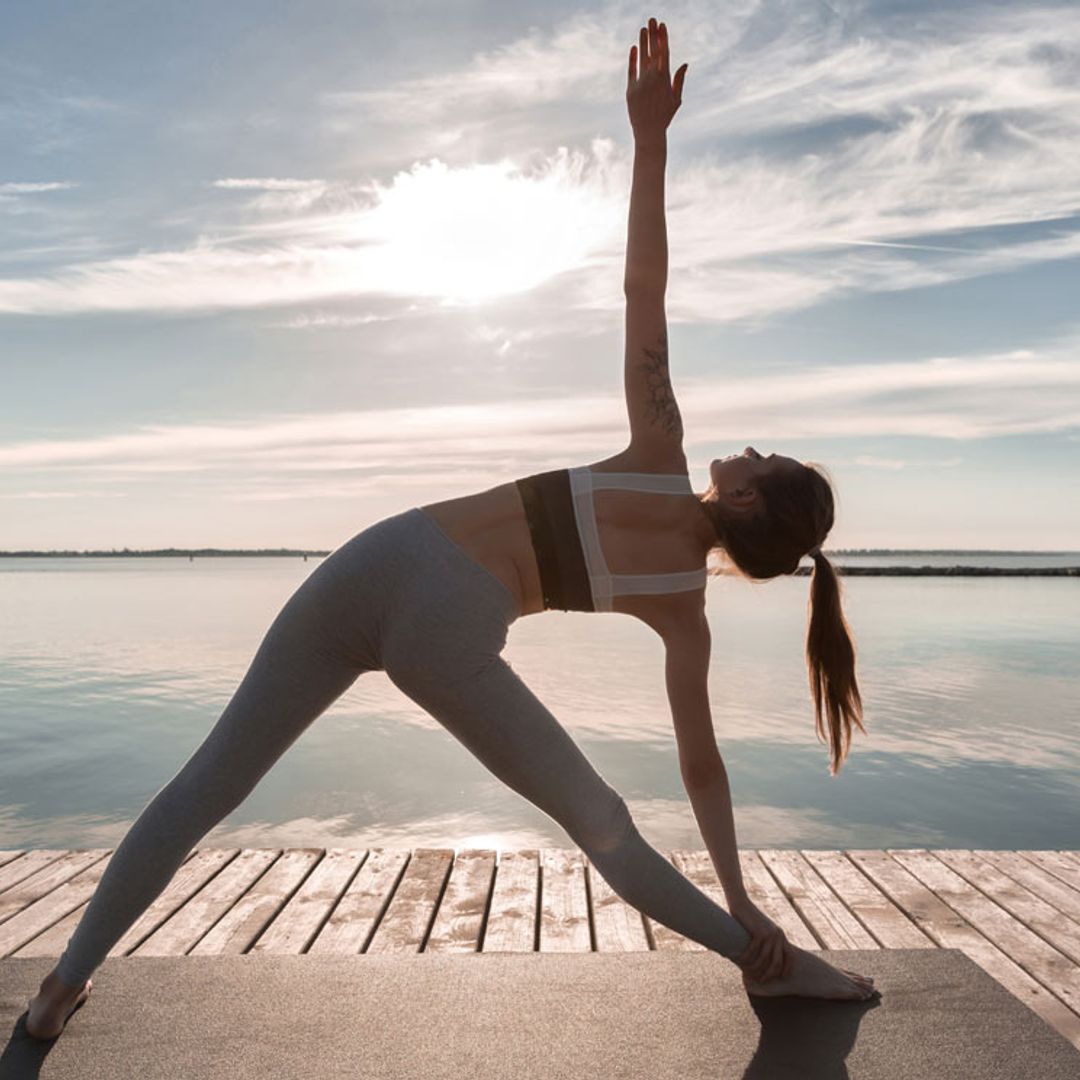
[647,851,705,952]
[308,849,409,955]
[481,849,538,953]
[928,850,1080,991]
[366,848,454,954]
[979,851,1080,923]
[586,856,650,952]
[105,848,236,956]
[853,849,1080,1047]
[131,849,266,957]
[0,850,110,928]
[0,851,70,896]
[802,850,935,948]
[424,849,497,954]
[735,850,819,949]
[191,849,323,955]
[11,848,200,959]
[539,848,591,952]
[759,850,879,949]
[670,848,745,951]
[1021,851,1080,893]
[0,853,113,957]
[249,849,366,955]
[12,903,89,958]
[0,852,27,872]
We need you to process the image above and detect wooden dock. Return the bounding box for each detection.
[3,847,1079,1049]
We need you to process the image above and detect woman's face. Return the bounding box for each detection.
[708,446,802,494]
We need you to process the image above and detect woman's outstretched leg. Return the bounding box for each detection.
[27,568,369,1038]
[385,653,753,962]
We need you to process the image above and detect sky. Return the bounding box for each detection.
[2,0,1079,551]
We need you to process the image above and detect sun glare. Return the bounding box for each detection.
[350,155,620,303]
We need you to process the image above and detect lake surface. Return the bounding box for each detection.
[1,554,1078,855]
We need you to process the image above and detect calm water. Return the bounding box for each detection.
[1,554,1078,854]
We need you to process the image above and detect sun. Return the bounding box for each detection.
[348,155,620,304]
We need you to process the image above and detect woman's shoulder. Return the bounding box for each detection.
[582,444,690,476]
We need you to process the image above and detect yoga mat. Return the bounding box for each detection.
[2,950,1078,1078]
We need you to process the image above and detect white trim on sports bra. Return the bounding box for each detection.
[568,466,709,612]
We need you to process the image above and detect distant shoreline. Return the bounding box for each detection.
[790,566,1080,577]
[1,549,1078,576]
[2,548,1077,558]
[0,549,331,558]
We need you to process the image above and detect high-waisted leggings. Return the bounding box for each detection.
[55,507,751,985]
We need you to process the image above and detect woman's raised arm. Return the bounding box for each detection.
[623,18,689,458]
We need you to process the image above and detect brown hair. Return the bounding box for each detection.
[698,462,865,774]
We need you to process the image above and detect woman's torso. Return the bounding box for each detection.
[418,447,713,635]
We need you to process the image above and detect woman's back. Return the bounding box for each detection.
[419,447,713,630]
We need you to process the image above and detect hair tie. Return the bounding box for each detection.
[809,545,822,558]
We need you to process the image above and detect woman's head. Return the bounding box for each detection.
[698,447,865,774]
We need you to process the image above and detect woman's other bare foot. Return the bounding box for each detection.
[741,946,878,1001]
[25,969,93,1040]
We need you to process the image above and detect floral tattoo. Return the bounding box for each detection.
[637,331,683,439]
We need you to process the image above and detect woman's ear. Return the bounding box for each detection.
[721,486,759,514]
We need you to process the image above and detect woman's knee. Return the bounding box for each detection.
[565,785,636,855]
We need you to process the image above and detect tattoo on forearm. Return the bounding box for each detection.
[638,331,683,439]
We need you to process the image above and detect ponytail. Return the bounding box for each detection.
[698,459,866,773]
[806,550,864,775]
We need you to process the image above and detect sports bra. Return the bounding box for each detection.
[514,466,708,613]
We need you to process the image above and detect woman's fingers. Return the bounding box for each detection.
[673,63,687,106]
[741,938,762,976]
[767,936,784,980]
[630,19,673,80]
[760,938,778,981]
[627,44,636,91]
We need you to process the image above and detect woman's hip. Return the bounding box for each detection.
[312,507,515,678]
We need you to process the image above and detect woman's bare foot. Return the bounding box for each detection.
[25,969,93,1040]
[741,945,878,1001]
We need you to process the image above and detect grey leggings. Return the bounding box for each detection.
[55,507,751,985]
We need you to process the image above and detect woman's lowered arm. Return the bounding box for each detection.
[662,610,750,910]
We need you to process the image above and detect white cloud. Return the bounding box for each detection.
[0,145,623,313]
[211,178,326,191]
[2,341,1077,491]
[0,181,78,194]
[1,3,1078,320]
[211,177,334,214]
[0,180,79,212]
[0,490,126,500]
[268,311,393,329]
[854,455,906,470]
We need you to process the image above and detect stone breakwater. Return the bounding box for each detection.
[791,566,1080,576]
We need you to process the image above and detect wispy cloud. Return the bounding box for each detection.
[854,455,906,470]
[0,490,126,500]
[268,311,393,329]
[0,146,622,313]
[210,177,335,214]
[211,178,325,191]
[0,181,77,195]
[1,2,1078,322]
[2,341,1077,496]
[0,180,79,215]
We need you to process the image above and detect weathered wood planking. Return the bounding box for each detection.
[2,848,1079,1049]
[481,849,538,953]
[849,850,1080,1046]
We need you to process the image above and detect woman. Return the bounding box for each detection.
[27,17,874,1041]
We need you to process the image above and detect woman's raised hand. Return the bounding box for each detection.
[626,17,688,142]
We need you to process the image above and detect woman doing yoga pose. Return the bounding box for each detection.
[27,17,873,1041]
